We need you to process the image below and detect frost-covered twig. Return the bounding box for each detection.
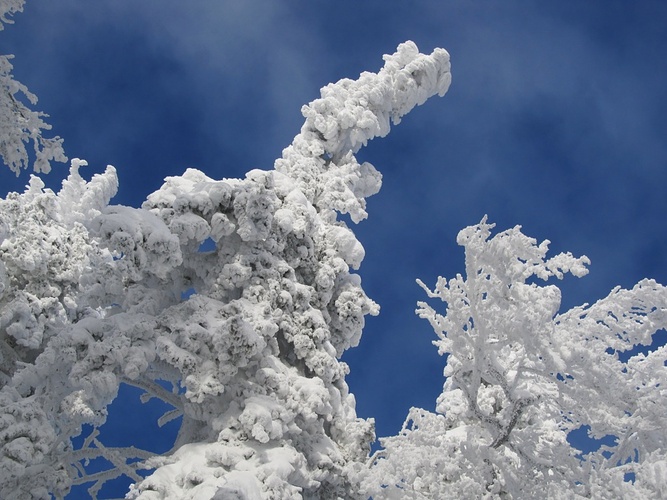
[122,375,184,411]
[0,1,67,175]
[67,439,155,499]
[0,54,66,175]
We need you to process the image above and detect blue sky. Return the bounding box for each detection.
[3,1,667,497]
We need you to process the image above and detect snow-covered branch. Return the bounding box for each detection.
[0,41,451,499]
[0,0,66,175]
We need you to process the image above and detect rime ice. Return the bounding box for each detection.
[0,41,451,499]
[365,219,667,499]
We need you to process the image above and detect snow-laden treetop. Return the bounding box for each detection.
[0,41,451,499]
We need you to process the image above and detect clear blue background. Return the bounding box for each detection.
[2,1,667,497]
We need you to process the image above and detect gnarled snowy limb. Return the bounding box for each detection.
[125,41,450,500]
[276,40,450,223]
[0,41,451,499]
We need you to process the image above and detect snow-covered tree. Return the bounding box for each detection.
[0,40,451,499]
[4,4,667,499]
[365,217,667,499]
[0,0,66,176]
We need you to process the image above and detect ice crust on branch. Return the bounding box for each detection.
[365,218,667,499]
[0,41,451,499]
